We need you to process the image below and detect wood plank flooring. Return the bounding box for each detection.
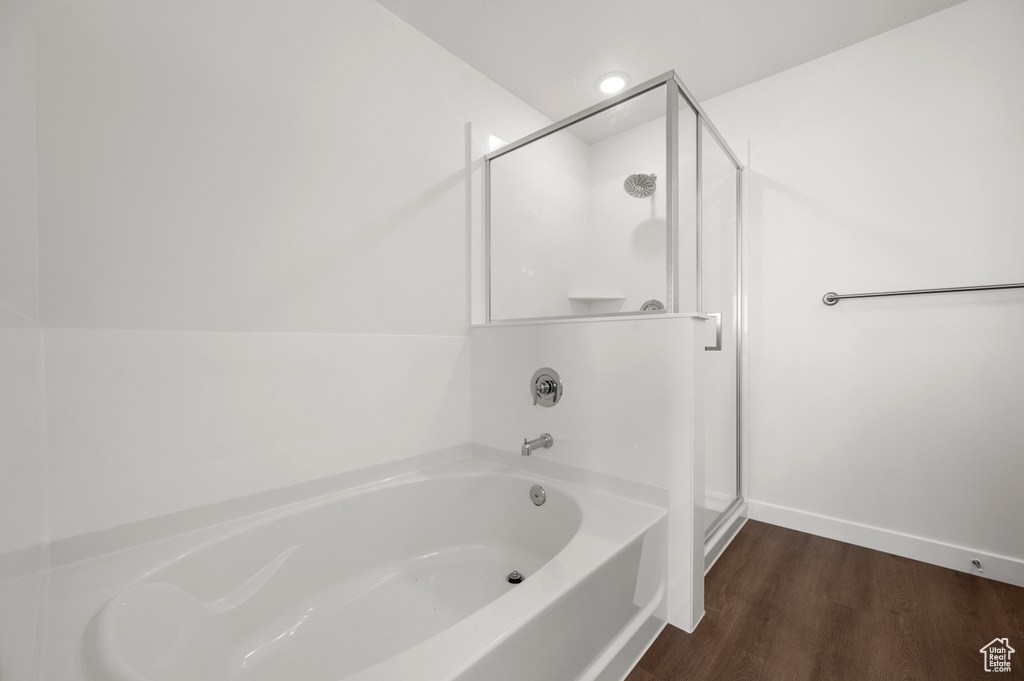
[627,520,1024,680]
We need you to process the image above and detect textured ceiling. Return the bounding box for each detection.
[374,0,967,122]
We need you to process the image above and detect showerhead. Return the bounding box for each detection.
[624,173,657,198]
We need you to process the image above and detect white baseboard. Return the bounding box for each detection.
[748,500,1024,589]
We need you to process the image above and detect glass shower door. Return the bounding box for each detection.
[700,121,741,538]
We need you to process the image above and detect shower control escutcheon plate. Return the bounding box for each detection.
[531,367,562,407]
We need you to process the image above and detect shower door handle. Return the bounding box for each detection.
[704,313,722,351]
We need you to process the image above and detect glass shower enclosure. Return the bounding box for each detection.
[484,71,745,555]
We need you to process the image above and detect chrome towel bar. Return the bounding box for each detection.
[823,282,1024,306]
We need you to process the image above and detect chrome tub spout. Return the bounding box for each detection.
[521,433,553,456]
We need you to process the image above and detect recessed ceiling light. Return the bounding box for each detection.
[596,73,629,95]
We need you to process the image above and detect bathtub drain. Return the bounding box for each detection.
[507,570,523,584]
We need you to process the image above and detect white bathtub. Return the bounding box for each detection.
[91,457,667,681]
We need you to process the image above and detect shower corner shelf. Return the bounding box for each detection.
[568,295,627,315]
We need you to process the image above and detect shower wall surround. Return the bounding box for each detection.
[486,129,592,319]
[42,331,470,539]
[487,85,678,321]
[470,317,709,631]
[585,116,669,315]
[486,119,672,320]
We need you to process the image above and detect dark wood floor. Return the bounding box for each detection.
[627,520,1024,680]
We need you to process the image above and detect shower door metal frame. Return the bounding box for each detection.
[674,74,746,542]
[485,73,674,324]
[701,153,746,543]
[484,70,743,325]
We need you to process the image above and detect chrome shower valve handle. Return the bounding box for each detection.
[531,367,562,407]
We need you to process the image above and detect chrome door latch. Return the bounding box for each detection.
[704,312,722,351]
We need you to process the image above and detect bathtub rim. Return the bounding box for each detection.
[17,444,667,580]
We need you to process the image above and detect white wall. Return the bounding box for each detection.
[0,0,38,325]
[43,330,472,539]
[0,0,47,677]
[27,0,553,540]
[0,0,44,555]
[4,2,571,674]
[704,0,1024,584]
